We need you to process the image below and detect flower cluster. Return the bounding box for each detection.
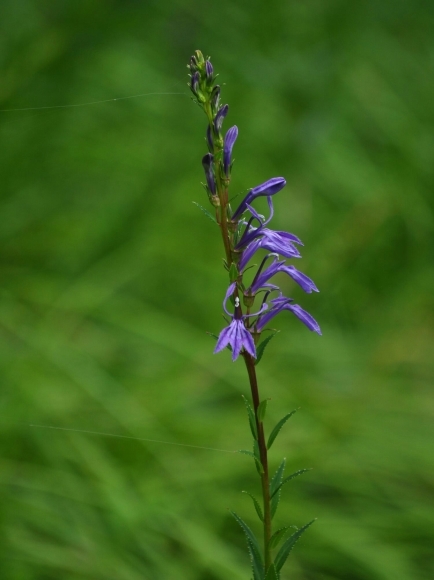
[189,51,321,362]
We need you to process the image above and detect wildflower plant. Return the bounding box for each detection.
[189,51,321,580]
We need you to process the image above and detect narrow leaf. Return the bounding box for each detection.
[242,491,264,522]
[270,459,286,497]
[257,399,269,423]
[270,459,285,519]
[265,564,279,580]
[231,512,264,580]
[267,410,297,450]
[192,201,217,224]
[253,440,262,475]
[268,526,292,550]
[270,469,312,499]
[238,450,264,474]
[229,262,238,283]
[274,519,316,573]
[248,544,264,580]
[242,395,258,440]
[255,331,279,365]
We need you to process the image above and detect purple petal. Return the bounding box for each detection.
[251,177,286,198]
[250,257,284,293]
[238,238,262,271]
[223,126,238,176]
[255,305,284,332]
[276,230,303,246]
[214,321,236,353]
[239,324,256,359]
[258,236,301,259]
[222,282,237,316]
[279,265,319,293]
[232,177,286,221]
[285,303,322,334]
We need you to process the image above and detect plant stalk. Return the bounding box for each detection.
[243,352,272,572]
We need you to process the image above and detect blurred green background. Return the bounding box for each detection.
[1,1,433,579]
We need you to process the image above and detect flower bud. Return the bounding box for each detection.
[205,60,213,80]
[214,104,229,133]
[202,153,216,195]
[210,85,221,114]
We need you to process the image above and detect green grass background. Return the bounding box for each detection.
[1,1,433,579]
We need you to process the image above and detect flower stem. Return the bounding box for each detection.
[243,352,272,572]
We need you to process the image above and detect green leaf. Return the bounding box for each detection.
[264,564,279,580]
[231,512,264,580]
[267,410,297,450]
[268,526,292,550]
[229,262,238,283]
[253,440,262,475]
[270,459,285,519]
[242,395,258,440]
[255,331,279,365]
[238,450,264,474]
[242,491,264,522]
[270,469,312,499]
[274,519,316,573]
[192,201,217,224]
[257,399,269,423]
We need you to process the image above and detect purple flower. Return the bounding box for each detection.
[214,104,229,132]
[256,295,321,335]
[202,153,216,195]
[214,283,267,361]
[214,317,256,361]
[223,126,238,176]
[246,254,318,295]
[238,227,302,262]
[231,177,286,221]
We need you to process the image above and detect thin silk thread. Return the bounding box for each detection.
[0,91,187,113]
[29,424,236,454]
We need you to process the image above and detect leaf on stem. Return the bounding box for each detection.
[231,512,264,580]
[242,491,264,522]
[238,450,264,474]
[270,469,312,499]
[270,459,286,519]
[192,201,217,224]
[274,519,316,573]
[253,440,262,475]
[255,331,279,366]
[268,526,293,550]
[242,395,258,440]
[267,410,297,450]
[257,399,269,423]
[264,564,279,580]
